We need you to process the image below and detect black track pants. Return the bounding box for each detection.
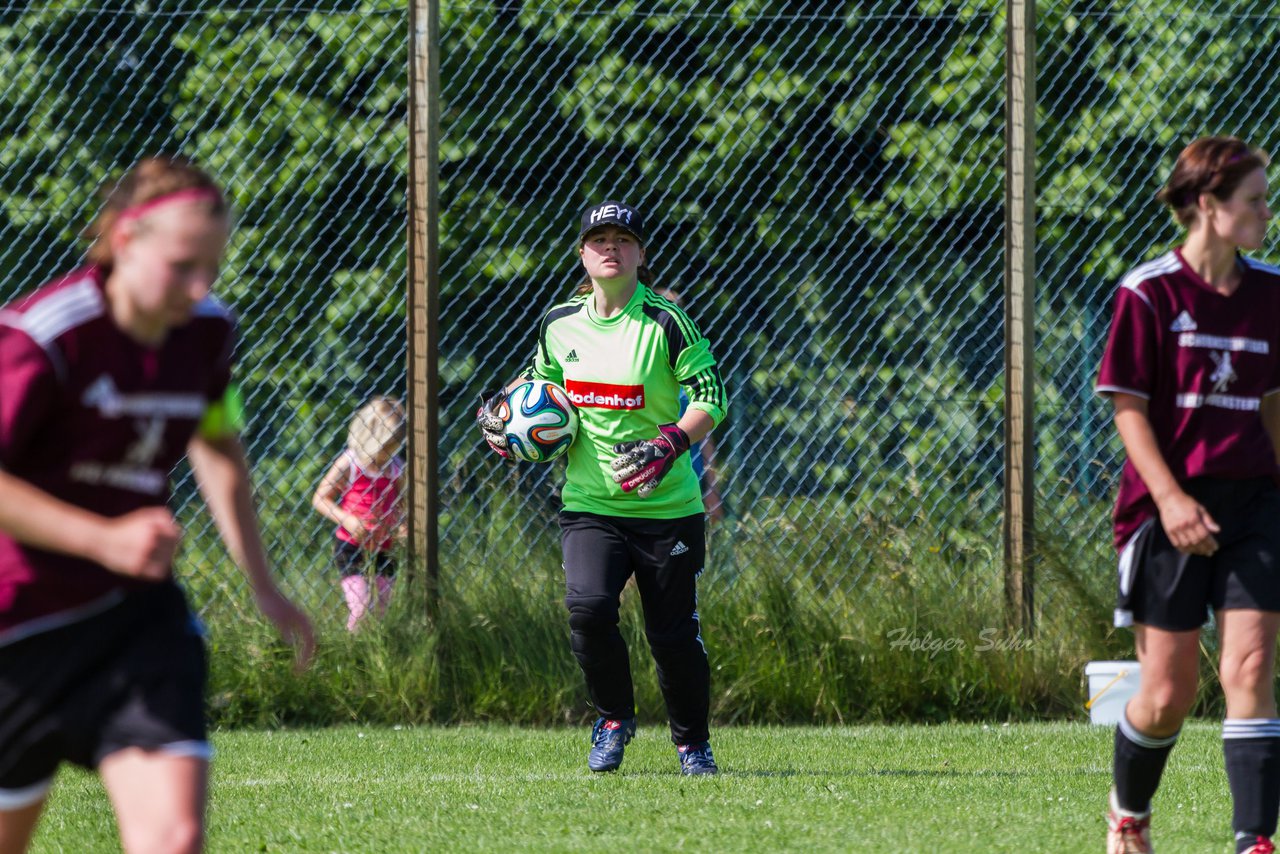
[560,510,710,745]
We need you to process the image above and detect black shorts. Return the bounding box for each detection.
[1116,477,1280,631]
[0,582,208,806]
[334,540,396,579]
[559,511,707,606]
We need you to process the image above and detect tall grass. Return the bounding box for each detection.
[200,491,1219,729]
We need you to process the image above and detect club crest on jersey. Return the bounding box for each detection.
[1210,350,1237,392]
[1170,310,1197,332]
[82,374,125,417]
[564,379,644,410]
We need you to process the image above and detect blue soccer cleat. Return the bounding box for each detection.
[676,741,718,776]
[588,717,635,772]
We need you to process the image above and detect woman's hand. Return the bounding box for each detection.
[1155,489,1221,556]
[96,507,183,581]
[253,585,316,672]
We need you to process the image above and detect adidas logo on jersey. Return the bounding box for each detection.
[670,540,689,556]
[1170,310,1197,332]
[565,349,579,363]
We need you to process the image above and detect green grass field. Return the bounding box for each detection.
[30,722,1238,853]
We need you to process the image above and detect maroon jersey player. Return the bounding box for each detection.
[1096,136,1280,854]
[0,156,314,853]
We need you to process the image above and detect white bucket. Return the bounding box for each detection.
[1085,660,1141,725]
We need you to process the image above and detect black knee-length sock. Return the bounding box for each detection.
[1113,712,1178,814]
[1223,719,1280,853]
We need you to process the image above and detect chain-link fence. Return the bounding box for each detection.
[437,1,1013,609]
[0,3,408,620]
[0,1,1273,620]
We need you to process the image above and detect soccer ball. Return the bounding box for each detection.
[500,379,579,463]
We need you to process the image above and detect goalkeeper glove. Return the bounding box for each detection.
[475,390,512,459]
[610,423,690,498]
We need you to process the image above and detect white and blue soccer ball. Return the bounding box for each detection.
[500,379,579,463]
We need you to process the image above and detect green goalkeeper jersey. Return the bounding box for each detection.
[523,283,727,519]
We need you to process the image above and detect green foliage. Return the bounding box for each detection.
[0,2,1246,533]
[0,4,407,504]
[0,2,1268,501]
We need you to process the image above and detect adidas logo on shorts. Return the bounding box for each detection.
[670,540,689,556]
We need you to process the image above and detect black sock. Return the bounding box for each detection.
[1113,712,1178,814]
[1223,719,1280,853]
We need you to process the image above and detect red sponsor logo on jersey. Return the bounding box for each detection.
[564,379,645,410]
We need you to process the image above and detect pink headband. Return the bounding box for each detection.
[115,187,225,225]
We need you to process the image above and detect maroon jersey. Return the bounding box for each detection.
[0,267,234,643]
[1096,249,1280,548]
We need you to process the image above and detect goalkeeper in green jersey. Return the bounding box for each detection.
[477,200,728,775]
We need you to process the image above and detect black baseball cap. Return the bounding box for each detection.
[577,200,645,244]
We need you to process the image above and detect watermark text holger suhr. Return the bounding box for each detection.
[886,628,1034,659]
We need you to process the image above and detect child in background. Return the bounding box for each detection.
[312,398,406,631]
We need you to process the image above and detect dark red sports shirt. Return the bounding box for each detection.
[1096,249,1280,548]
[0,266,234,643]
